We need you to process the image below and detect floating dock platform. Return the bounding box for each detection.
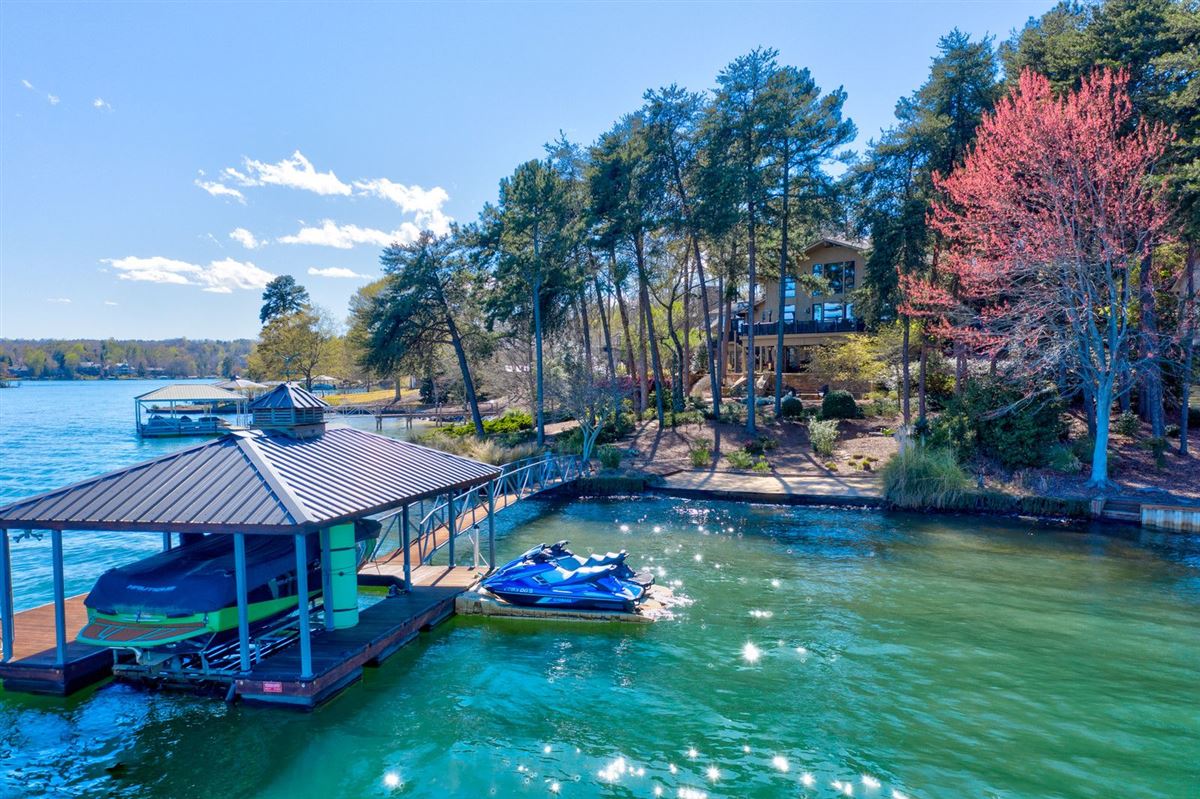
[0,593,118,695]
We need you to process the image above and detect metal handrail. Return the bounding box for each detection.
[367,453,587,571]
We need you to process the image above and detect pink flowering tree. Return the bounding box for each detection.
[912,68,1176,488]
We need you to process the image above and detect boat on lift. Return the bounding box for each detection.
[483,541,651,612]
[77,519,380,653]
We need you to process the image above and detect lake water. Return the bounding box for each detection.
[1,382,1198,798]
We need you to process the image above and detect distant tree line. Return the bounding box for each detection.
[0,338,253,380]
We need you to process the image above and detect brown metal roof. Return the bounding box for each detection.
[0,427,500,535]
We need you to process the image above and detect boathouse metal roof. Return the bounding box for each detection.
[249,382,329,411]
[213,378,267,391]
[135,383,243,402]
[0,427,501,535]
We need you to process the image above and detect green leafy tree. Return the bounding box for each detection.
[362,230,489,437]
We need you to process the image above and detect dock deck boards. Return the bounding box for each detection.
[0,593,115,695]
[235,566,480,708]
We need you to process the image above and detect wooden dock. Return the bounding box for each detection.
[236,566,481,708]
[0,593,116,695]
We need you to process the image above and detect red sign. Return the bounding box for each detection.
[263,681,283,694]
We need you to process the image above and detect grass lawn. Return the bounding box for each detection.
[323,388,410,406]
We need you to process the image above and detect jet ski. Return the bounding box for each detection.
[78,519,380,651]
[540,540,655,589]
[483,542,649,612]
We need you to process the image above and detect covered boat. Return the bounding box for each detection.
[483,541,651,612]
[78,519,380,650]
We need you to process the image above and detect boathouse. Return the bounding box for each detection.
[0,383,502,706]
[134,383,249,437]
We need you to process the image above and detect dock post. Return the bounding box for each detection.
[320,528,335,631]
[487,481,497,573]
[233,534,251,672]
[0,529,12,662]
[401,505,412,591]
[51,529,67,667]
[294,534,313,679]
[447,493,456,568]
[162,532,171,552]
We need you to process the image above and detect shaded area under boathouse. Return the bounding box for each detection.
[0,383,507,706]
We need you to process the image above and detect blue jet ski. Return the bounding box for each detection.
[483,542,649,612]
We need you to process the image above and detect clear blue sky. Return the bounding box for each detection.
[0,0,1053,341]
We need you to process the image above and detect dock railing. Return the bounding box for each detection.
[368,453,588,573]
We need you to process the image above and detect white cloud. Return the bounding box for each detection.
[278,219,421,249]
[103,255,274,293]
[104,300,119,306]
[229,227,263,249]
[354,178,452,234]
[46,297,71,304]
[194,179,246,203]
[47,94,59,106]
[21,79,33,90]
[92,97,113,111]
[308,267,371,279]
[225,150,351,196]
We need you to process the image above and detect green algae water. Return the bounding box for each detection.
[2,492,1198,799]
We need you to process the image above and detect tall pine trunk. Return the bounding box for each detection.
[1138,250,1165,436]
[446,314,484,438]
[901,315,911,425]
[774,142,790,417]
[1182,241,1197,456]
[745,202,758,436]
[917,339,927,421]
[533,265,545,447]
[614,273,640,408]
[578,288,594,376]
[635,232,666,424]
[593,273,617,380]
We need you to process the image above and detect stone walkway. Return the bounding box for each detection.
[658,469,884,506]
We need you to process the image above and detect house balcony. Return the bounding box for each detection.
[735,318,865,340]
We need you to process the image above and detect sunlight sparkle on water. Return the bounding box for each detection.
[862,774,881,789]
[771,578,781,588]
[543,745,552,754]
[832,780,854,796]
[687,747,699,760]
[892,791,909,799]
[383,772,401,789]
[706,765,720,782]
[619,524,630,533]
[549,781,560,793]
[742,745,751,753]
[742,642,762,663]
[653,525,662,533]
[693,553,703,562]
[801,772,816,787]
[669,763,679,774]
[677,788,708,799]
[654,787,663,797]
[771,755,789,772]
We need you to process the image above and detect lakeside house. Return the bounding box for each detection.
[727,237,867,384]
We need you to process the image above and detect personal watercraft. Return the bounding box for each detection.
[482,541,651,612]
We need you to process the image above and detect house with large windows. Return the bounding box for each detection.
[728,237,867,381]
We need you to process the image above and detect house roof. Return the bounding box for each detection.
[799,236,868,255]
[213,378,267,391]
[249,382,329,411]
[0,427,501,534]
[135,383,244,403]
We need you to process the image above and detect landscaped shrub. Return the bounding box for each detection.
[881,447,972,509]
[725,450,754,470]
[1045,444,1082,474]
[751,456,771,473]
[744,435,779,456]
[1070,435,1095,464]
[808,417,839,457]
[689,441,712,468]
[821,389,858,419]
[417,430,542,465]
[1145,436,1168,468]
[867,395,899,418]
[597,445,622,470]
[930,378,1065,468]
[1114,410,1139,437]
[780,395,804,419]
[665,409,705,428]
[443,410,534,438]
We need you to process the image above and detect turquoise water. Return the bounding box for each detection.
[1,383,1199,798]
